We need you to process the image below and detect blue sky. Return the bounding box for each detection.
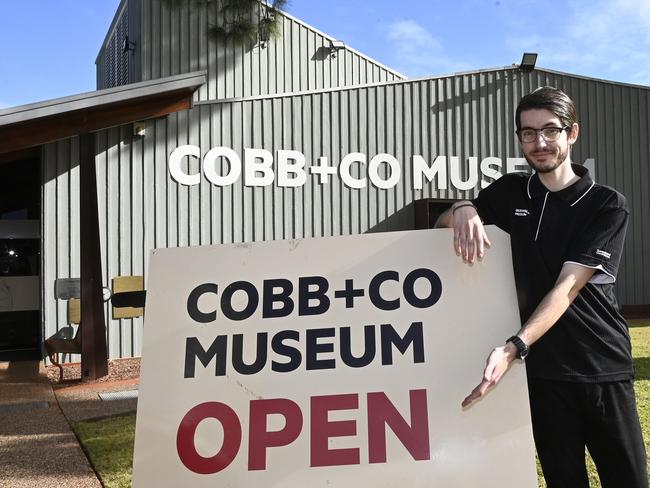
[1,0,649,108]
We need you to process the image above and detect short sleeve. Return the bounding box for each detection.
[564,196,629,284]
[472,174,515,233]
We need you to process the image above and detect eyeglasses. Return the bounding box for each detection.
[516,126,570,143]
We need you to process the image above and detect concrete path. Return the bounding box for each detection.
[0,361,102,488]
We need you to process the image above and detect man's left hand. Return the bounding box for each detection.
[462,342,517,407]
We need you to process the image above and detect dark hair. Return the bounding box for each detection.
[515,86,578,130]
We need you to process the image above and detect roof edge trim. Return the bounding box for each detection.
[0,71,207,127]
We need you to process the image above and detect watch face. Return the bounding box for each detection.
[508,336,528,360]
[518,341,529,360]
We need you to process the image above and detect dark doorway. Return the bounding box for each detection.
[414,198,456,229]
[0,156,41,361]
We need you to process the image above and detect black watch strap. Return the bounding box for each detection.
[506,335,529,360]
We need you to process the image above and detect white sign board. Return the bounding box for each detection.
[133,227,537,487]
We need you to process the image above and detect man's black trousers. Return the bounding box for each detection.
[528,378,648,488]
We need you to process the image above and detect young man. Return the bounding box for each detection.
[436,86,647,487]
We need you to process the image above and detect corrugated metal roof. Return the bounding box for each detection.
[193,65,650,106]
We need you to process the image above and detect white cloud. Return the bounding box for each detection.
[507,0,650,85]
[384,20,471,77]
[387,20,440,49]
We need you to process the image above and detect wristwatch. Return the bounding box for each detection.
[506,335,529,360]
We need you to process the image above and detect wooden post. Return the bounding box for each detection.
[79,133,108,380]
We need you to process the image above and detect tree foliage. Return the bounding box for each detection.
[163,0,288,46]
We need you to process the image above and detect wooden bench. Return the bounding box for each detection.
[44,298,81,382]
[45,327,81,382]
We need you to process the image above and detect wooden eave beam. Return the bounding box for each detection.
[0,90,193,155]
[0,147,40,164]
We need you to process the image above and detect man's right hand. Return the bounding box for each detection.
[451,202,491,264]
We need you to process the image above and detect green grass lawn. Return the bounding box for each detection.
[74,323,650,488]
[631,322,650,484]
[73,413,135,488]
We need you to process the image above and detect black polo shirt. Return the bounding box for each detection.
[473,164,634,382]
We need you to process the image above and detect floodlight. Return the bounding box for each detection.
[330,40,346,57]
[519,52,538,72]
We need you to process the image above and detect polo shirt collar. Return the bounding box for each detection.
[526,164,595,206]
